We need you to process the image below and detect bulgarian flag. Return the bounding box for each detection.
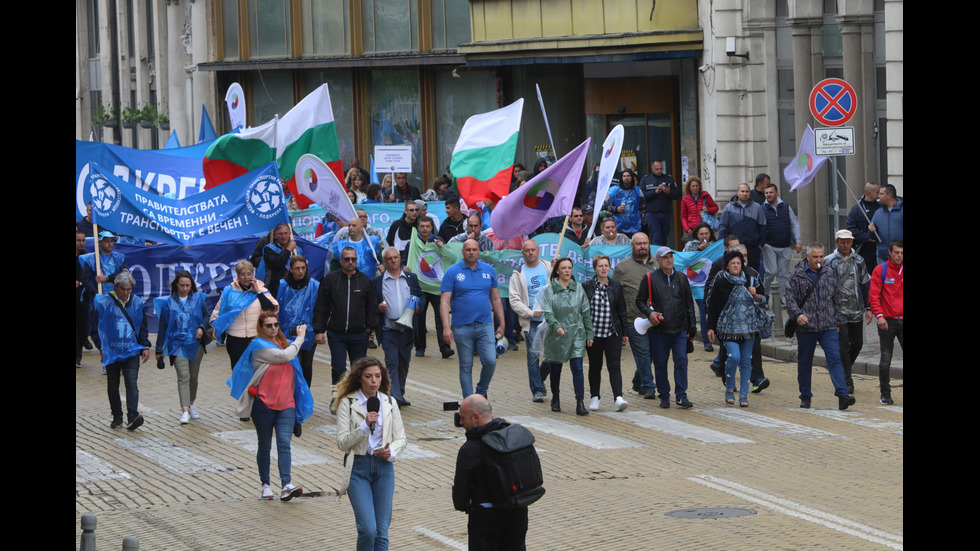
[202,117,277,189]
[449,99,524,208]
[203,84,344,209]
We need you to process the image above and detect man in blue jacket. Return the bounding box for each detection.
[870,184,903,262]
[719,183,767,273]
[639,160,680,246]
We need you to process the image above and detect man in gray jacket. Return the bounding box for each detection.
[611,233,658,399]
[784,243,855,410]
[825,230,872,395]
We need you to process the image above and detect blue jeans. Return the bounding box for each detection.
[524,320,550,395]
[251,398,296,486]
[649,331,689,400]
[380,326,413,401]
[724,339,754,398]
[348,454,395,551]
[548,357,585,400]
[106,355,140,423]
[453,322,496,397]
[627,323,656,392]
[327,330,369,384]
[695,298,709,344]
[796,329,849,398]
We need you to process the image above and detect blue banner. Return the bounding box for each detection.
[82,237,329,333]
[75,139,215,220]
[89,162,288,246]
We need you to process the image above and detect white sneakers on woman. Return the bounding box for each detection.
[180,411,190,425]
[614,396,629,412]
[261,484,275,500]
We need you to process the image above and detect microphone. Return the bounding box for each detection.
[366,396,380,435]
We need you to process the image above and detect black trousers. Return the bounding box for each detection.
[468,506,528,551]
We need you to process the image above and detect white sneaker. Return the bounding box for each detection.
[188,405,200,419]
[615,396,629,412]
[261,484,275,500]
[589,396,600,411]
[180,411,191,425]
[281,483,303,501]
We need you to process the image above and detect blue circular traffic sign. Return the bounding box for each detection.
[809,78,857,126]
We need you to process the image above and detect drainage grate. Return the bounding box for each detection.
[666,508,757,519]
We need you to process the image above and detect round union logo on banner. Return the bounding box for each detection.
[246,175,286,219]
[90,175,121,216]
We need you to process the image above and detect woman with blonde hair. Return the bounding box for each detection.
[335,356,407,550]
[227,310,313,500]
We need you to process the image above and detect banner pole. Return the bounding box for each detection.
[92,222,104,295]
[553,215,571,261]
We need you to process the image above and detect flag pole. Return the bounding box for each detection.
[836,167,882,243]
[92,222,103,295]
[536,84,570,261]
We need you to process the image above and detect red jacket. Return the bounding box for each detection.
[680,192,718,234]
[870,260,903,320]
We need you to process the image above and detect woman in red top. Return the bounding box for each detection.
[229,310,313,501]
[680,176,718,239]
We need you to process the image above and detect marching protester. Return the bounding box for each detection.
[314,246,380,413]
[870,240,903,405]
[441,239,506,399]
[276,255,319,388]
[76,229,90,368]
[335,357,407,551]
[211,260,279,373]
[538,257,594,415]
[227,311,313,501]
[683,222,718,351]
[155,271,210,425]
[784,243,854,410]
[706,250,767,407]
[509,240,552,402]
[584,255,630,412]
[635,247,697,409]
[373,246,424,407]
[263,223,302,299]
[80,231,128,354]
[94,271,151,431]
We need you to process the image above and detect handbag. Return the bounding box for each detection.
[700,211,720,232]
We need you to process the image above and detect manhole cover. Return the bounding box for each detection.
[666,508,756,519]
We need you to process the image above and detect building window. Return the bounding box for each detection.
[301,0,349,55]
[362,0,418,53]
[431,0,471,50]
[248,0,291,58]
[221,0,239,59]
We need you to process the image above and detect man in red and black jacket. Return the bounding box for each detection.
[869,239,903,405]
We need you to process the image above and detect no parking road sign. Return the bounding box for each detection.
[809,78,857,127]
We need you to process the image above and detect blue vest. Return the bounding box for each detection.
[763,202,792,248]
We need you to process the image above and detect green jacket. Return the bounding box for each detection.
[540,278,594,363]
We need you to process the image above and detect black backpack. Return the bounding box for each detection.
[481,423,545,508]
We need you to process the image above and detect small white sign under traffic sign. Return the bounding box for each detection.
[814,126,855,156]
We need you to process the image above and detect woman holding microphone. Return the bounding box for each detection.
[335,357,407,550]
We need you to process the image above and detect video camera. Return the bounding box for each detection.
[443,401,463,427]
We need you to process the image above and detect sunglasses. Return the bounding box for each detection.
[263,322,279,329]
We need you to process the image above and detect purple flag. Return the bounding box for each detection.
[785,125,830,191]
[490,138,591,239]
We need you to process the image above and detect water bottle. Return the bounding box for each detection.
[495,335,506,357]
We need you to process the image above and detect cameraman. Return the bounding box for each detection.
[452,395,528,550]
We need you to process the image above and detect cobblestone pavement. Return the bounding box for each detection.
[77,321,903,550]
